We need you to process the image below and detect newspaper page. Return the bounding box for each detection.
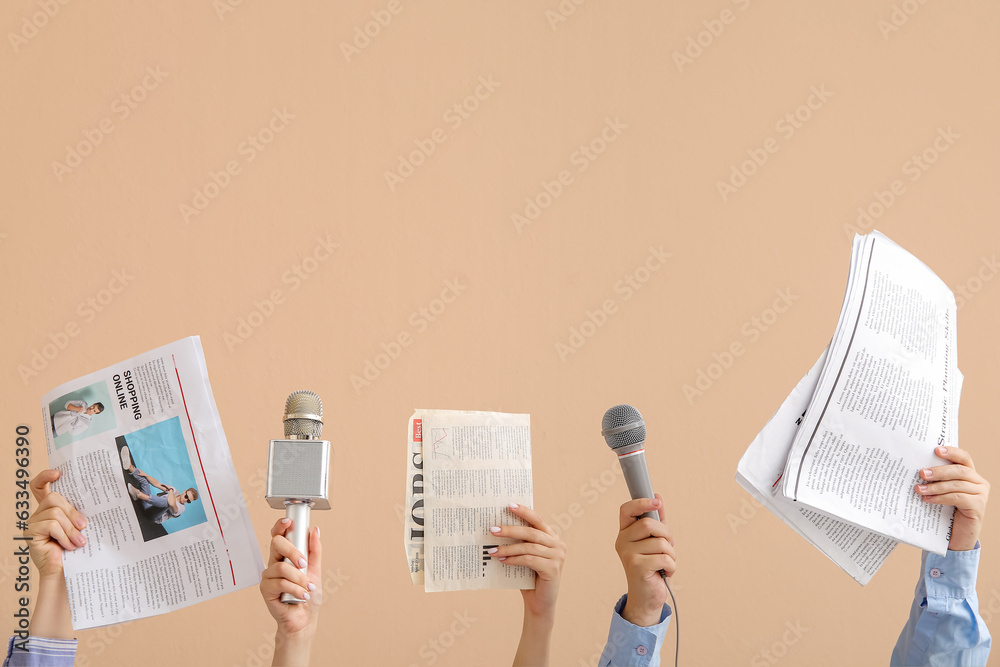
[780,232,959,554]
[41,336,263,629]
[405,409,534,592]
[737,346,898,585]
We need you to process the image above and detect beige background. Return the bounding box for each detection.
[2,1,998,665]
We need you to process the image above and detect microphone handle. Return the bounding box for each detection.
[619,450,658,521]
[282,501,312,604]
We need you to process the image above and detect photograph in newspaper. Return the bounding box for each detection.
[48,381,116,449]
[115,418,207,541]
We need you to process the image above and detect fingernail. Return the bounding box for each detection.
[490,526,501,534]
[917,485,927,493]
[498,557,507,561]
[487,547,499,554]
[922,469,933,479]
[75,517,87,529]
[508,502,519,510]
[280,518,291,524]
[79,535,87,545]
[298,557,307,568]
[938,446,948,453]
[303,592,310,601]
[316,527,320,538]
[652,498,661,506]
[308,582,317,591]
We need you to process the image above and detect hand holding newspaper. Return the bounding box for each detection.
[404,409,534,592]
[41,337,263,628]
[737,231,961,583]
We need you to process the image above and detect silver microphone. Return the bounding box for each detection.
[266,390,331,604]
[601,404,657,520]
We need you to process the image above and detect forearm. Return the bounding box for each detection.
[29,574,73,640]
[271,628,315,667]
[512,610,554,666]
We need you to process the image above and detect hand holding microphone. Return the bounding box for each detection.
[602,405,677,631]
[266,391,331,604]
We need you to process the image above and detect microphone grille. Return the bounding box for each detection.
[283,390,323,439]
[601,404,646,450]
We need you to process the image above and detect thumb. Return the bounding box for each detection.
[30,469,60,502]
[654,492,665,522]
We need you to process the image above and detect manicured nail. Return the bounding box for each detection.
[308,582,317,591]
[280,518,291,524]
[490,526,501,534]
[316,527,320,538]
[917,485,927,493]
[922,469,933,479]
[938,446,948,453]
[298,557,308,568]
[75,517,87,529]
[652,498,661,507]
[509,502,519,510]
[498,557,507,562]
[303,592,311,600]
[487,547,499,554]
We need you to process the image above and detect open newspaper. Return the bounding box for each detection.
[737,231,960,583]
[404,409,534,592]
[41,337,263,629]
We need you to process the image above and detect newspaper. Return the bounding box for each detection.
[404,409,534,592]
[41,336,263,629]
[738,346,899,584]
[737,231,960,579]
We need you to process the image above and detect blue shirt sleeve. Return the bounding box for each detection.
[598,594,672,666]
[891,545,991,666]
[4,636,77,666]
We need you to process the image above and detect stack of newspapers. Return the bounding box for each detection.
[737,231,961,585]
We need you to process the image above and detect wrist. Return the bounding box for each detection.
[522,605,556,631]
[621,593,664,628]
[273,626,315,667]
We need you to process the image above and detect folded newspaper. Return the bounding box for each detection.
[404,409,534,592]
[41,336,263,629]
[737,231,961,584]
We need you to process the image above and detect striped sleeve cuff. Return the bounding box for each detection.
[4,636,78,666]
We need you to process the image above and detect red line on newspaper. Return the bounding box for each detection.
[173,354,237,586]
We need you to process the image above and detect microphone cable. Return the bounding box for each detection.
[661,572,679,667]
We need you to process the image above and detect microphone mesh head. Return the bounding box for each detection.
[601,404,646,450]
[283,390,323,438]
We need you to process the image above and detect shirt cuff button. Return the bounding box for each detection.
[929,567,941,578]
